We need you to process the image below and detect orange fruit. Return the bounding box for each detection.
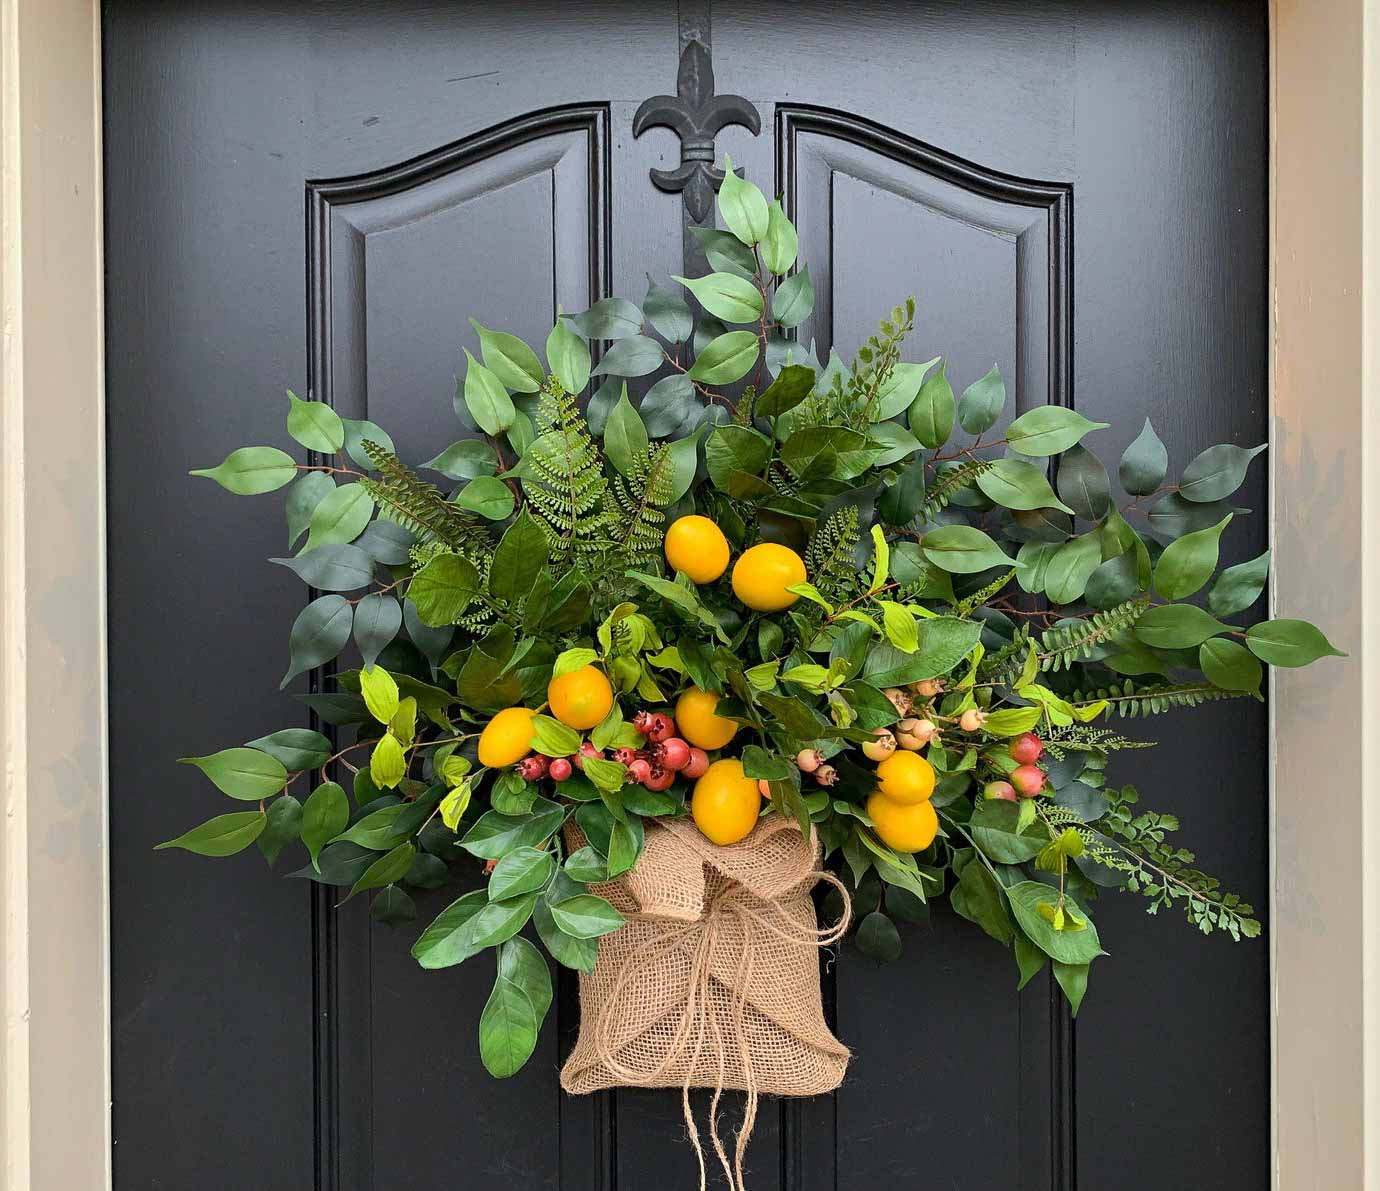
[875,750,935,805]
[731,542,807,612]
[547,665,615,731]
[866,793,939,853]
[477,706,537,768]
[674,688,739,750]
[691,759,762,845]
[664,515,731,583]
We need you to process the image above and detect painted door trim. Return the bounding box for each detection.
[2,0,1376,1186]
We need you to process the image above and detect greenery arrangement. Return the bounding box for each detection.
[165,159,1342,1086]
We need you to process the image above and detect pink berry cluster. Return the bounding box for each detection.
[511,709,709,794]
[981,733,1048,801]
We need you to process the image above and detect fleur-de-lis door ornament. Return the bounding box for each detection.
[633,38,761,223]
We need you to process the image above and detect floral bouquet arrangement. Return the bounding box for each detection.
[163,160,1341,1184]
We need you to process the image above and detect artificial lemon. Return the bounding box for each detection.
[875,750,936,805]
[691,758,762,845]
[664,515,731,584]
[547,664,615,731]
[731,542,807,612]
[477,706,537,768]
[866,793,939,853]
[674,687,739,750]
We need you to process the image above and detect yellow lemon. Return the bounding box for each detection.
[731,542,807,612]
[866,793,939,853]
[664,515,731,584]
[547,665,615,731]
[691,759,762,845]
[674,688,739,750]
[875,750,936,805]
[477,707,537,768]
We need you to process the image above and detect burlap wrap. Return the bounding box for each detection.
[560,816,850,1191]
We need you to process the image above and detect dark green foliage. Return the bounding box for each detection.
[359,440,492,555]
[1069,679,1251,718]
[608,444,677,569]
[523,381,611,565]
[805,505,862,602]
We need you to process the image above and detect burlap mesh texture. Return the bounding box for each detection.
[560,816,850,1097]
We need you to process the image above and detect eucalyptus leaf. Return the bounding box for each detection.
[716,154,769,245]
[546,317,592,394]
[1118,418,1168,495]
[1207,549,1271,617]
[271,543,374,592]
[957,365,1005,435]
[1006,407,1110,456]
[771,267,815,328]
[303,483,374,551]
[155,811,267,857]
[471,319,543,393]
[462,348,517,435]
[1199,637,1263,692]
[908,363,955,449]
[688,330,759,384]
[674,272,763,323]
[1178,442,1267,503]
[591,335,663,378]
[286,391,344,453]
[1057,444,1111,520]
[190,447,297,496]
[1244,618,1346,667]
[563,297,644,340]
[353,593,402,669]
[644,275,694,342]
[280,595,354,688]
[454,476,516,520]
[604,390,649,476]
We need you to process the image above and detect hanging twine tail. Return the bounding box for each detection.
[564,818,852,1191]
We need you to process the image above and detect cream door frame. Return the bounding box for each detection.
[0,0,1375,1187]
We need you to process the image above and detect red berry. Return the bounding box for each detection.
[681,748,709,779]
[1010,732,1044,765]
[659,737,691,771]
[644,763,675,792]
[959,708,987,733]
[795,748,823,773]
[548,757,574,782]
[1011,764,1047,798]
[515,754,548,781]
[610,747,639,766]
[814,764,839,787]
[645,713,676,744]
[572,741,603,770]
[983,780,1017,802]
[632,710,656,736]
[627,758,652,784]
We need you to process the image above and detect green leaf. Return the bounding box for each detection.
[982,707,1043,736]
[1178,442,1267,503]
[346,842,415,901]
[488,846,557,902]
[1118,418,1168,495]
[371,885,416,925]
[705,424,772,489]
[489,508,549,604]
[178,747,288,800]
[190,447,297,495]
[1057,444,1111,520]
[624,571,727,641]
[770,267,814,328]
[755,363,816,418]
[369,734,406,790]
[877,456,927,526]
[301,781,349,870]
[1207,549,1271,618]
[880,602,918,653]
[970,800,1045,863]
[674,272,763,324]
[956,860,1013,945]
[409,555,482,626]
[359,665,400,724]
[287,840,376,887]
[1154,514,1232,600]
[461,348,517,434]
[855,911,902,962]
[1006,407,1110,456]
[604,389,649,476]
[156,810,266,856]
[454,475,515,520]
[479,964,539,1079]
[533,896,599,971]
[1043,534,1102,605]
[1199,638,1263,693]
[957,366,1005,435]
[421,440,498,481]
[716,154,769,245]
[459,797,565,861]
[1084,551,1142,610]
[639,373,697,436]
[546,317,592,394]
[280,594,353,688]
[762,200,799,274]
[908,362,955,449]
[352,592,402,669]
[245,728,332,772]
[411,889,488,968]
[500,934,553,1021]
[471,319,543,393]
[688,227,756,278]
[1134,604,1233,649]
[644,275,693,342]
[861,618,982,686]
[1005,882,1104,965]
[285,472,335,548]
[564,297,644,340]
[553,647,600,679]
[341,419,396,471]
[549,893,624,939]
[663,433,700,503]
[921,525,1013,573]
[271,543,374,591]
[591,334,663,378]
[976,458,1075,514]
[285,390,345,453]
[1245,618,1346,667]
[303,483,374,551]
[688,330,759,384]
[1053,960,1090,1016]
[529,715,582,758]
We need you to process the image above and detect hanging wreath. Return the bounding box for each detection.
[163,157,1341,1186]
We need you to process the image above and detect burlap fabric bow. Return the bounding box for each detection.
[560,816,851,1191]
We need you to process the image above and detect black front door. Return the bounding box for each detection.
[104,3,1269,1187]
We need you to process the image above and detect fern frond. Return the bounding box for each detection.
[1037,598,1150,671]
[1040,723,1156,759]
[1068,680,1253,719]
[805,506,861,602]
[524,380,611,565]
[918,459,993,521]
[849,298,917,427]
[359,441,493,555]
[955,568,1018,616]
[609,444,677,569]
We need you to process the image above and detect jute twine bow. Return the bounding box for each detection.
[577,821,851,1191]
